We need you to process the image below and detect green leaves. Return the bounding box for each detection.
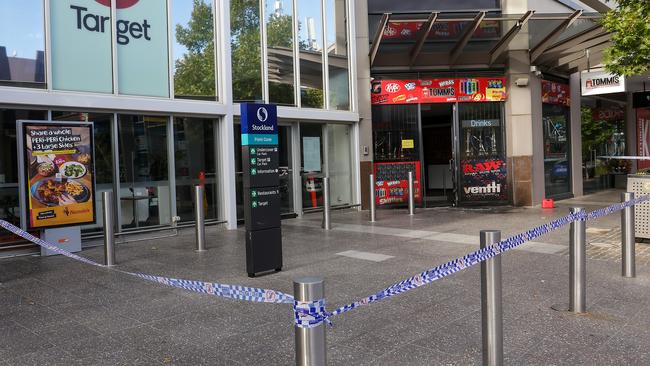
[601,0,650,76]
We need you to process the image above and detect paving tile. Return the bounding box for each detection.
[0,326,55,360]
[2,347,82,366]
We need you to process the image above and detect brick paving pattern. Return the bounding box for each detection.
[559,227,650,266]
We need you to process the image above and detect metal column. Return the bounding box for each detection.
[408,171,415,215]
[369,174,376,222]
[294,277,326,366]
[322,177,331,230]
[102,191,116,266]
[570,207,586,313]
[194,185,206,252]
[621,192,635,278]
[480,230,503,366]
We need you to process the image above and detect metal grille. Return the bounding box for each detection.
[627,176,650,239]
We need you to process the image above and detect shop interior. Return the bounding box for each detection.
[420,103,454,205]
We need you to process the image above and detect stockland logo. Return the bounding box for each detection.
[71,0,152,45]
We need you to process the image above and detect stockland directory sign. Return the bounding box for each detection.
[50,0,169,97]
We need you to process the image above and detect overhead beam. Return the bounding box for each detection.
[488,11,534,65]
[369,13,391,67]
[530,10,582,63]
[543,25,605,55]
[577,0,612,13]
[409,12,438,66]
[449,11,486,65]
[568,50,604,71]
[536,33,610,65]
[556,41,610,67]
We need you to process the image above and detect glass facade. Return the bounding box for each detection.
[172,0,216,100]
[266,0,296,106]
[297,0,325,108]
[326,0,350,110]
[231,0,263,102]
[0,1,46,88]
[543,104,571,198]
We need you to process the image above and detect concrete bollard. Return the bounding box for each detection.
[621,192,635,278]
[294,277,326,366]
[194,185,206,252]
[102,191,116,266]
[480,230,503,366]
[569,207,586,313]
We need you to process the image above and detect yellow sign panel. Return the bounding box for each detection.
[402,139,415,149]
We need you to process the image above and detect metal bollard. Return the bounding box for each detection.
[369,174,376,222]
[621,192,635,278]
[294,277,326,366]
[480,230,503,366]
[408,171,415,215]
[194,185,206,252]
[102,191,116,266]
[569,207,586,313]
[322,177,331,230]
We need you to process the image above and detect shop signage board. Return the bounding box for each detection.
[460,158,508,202]
[21,121,96,229]
[381,20,500,41]
[241,103,282,277]
[637,109,650,170]
[50,0,169,96]
[373,161,422,206]
[542,80,570,106]
[371,77,507,105]
[581,70,625,96]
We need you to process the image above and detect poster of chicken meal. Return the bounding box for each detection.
[23,122,96,229]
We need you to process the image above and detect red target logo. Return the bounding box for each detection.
[95,0,140,9]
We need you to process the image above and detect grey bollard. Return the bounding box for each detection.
[480,230,503,366]
[294,277,326,366]
[194,185,206,252]
[369,174,376,222]
[408,171,415,215]
[102,191,116,266]
[322,177,331,230]
[621,192,635,278]
[569,207,586,313]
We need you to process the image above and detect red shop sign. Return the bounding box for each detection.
[370,78,507,105]
[542,80,570,106]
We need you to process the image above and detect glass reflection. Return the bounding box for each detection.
[0,0,45,87]
[325,0,349,110]
[173,0,216,100]
[266,0,295,106]
[231,0,263,102]
[118,115,171,229]
[327,124,352,205]
[297,0,324,108]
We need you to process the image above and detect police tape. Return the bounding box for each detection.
[0,219,294,305]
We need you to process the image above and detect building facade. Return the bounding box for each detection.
[0,0,360,253]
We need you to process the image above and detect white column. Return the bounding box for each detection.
[570,72,584,197]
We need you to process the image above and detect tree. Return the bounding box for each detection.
[174,0,216,98]
[601,0,650,76]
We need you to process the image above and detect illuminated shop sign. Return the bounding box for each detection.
[50,0,169,97]
[371,78,507,105]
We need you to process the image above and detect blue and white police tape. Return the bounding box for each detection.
[0,219,294,305]
[316,194,650,321]
[294,299,331,328]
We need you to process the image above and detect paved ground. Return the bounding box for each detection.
[1,189,650,365]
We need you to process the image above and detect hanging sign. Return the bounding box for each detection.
[541,80,570,106]
[22,122,96,229]
[581,70,625,96]
[371,77,507,105]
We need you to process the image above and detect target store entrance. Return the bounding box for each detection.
[371,77,510,208]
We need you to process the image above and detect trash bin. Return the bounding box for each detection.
[626,174,650,239]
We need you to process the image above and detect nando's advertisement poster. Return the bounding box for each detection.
[371,77,507,105]
[23,122,96,229]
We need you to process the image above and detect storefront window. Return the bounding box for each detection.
[118,115,171,229]
[301,124,324,209]
[543,104,571,197]
[581,103,627,194]
[297,0,324,108]
[173,117,219,222]
[327,124,352,206]
[235,123,293,219]
[266,0,296,106]
[231,0,263,102]
[172,0,216,100]
[325,0,350,111]
[0,109,47,245]
[0,0,46,88]
[52,111,114,233]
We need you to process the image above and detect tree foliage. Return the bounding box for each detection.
[601,0,650,76]
[174,0,216,98]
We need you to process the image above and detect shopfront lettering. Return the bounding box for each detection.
[585,76,620,89]
[71,5,151,45]
[463,160,503,174]
[463,181,501,194]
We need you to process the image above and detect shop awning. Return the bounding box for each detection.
[369,10,612,76]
